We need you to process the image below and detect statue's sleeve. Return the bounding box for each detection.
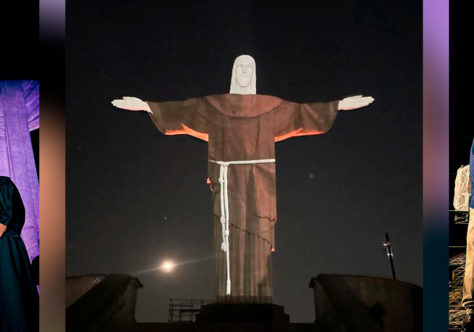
[273,100,339,142]
[145,97,209,141]
[22,80,40,131]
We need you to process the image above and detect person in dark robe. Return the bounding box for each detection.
[0,80,40,262]
[112,55,374,303]
[0,176,39,332]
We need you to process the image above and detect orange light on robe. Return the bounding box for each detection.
[274,128,325,142]
[164,124,208,142]
[165,125,324,143]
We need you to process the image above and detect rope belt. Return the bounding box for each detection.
[208,158,276,295]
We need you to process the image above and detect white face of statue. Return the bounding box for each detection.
[235,60,254,87]
[230,55,256,94]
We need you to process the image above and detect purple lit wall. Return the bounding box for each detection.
[0,80,40,261]
[423,0,449,330]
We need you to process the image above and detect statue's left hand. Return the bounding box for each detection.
[0,223,6,238]
[111,96,152,112]
[338,95,375,110]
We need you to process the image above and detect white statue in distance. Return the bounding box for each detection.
[111,54,376,301]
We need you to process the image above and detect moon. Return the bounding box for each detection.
[160,260,176,273]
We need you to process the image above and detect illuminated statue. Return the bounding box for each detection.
[112,55,374,302]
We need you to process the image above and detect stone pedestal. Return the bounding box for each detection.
[66,274,143,332]
[309,274,422,332]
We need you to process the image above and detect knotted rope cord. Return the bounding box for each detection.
[208,158,276,295]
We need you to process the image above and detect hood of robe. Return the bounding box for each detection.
[204,93,284,118]
[0,176,9,184]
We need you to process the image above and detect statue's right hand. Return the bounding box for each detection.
[111,96,151,112]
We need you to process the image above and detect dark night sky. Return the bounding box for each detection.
[449,1,474,188]
[66,0,422,322]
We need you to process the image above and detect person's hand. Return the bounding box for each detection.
[111,97,152,112]
[0,223,6,238]
[338,95,375,110]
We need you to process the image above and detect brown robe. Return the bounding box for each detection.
[146,94,338,303]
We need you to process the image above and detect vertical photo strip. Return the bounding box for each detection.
[0,80,40,331]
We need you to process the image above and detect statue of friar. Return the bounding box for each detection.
[112,55,374,303]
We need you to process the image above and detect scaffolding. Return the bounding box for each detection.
[168,298,210,323]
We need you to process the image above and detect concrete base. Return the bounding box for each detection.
[195,303,290,325]
[132,322,315,332]
[309,274,422,332]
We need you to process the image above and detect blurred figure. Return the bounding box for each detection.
[462,139,474,332]
[0,176,39,331]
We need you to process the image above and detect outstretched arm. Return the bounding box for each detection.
[111,96,209,141]
[111,96,152,113]
[273,94,374,142]
[338,95,375,111]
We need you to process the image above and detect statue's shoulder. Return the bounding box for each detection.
[203,93,282,101]
[203,93,284,117]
